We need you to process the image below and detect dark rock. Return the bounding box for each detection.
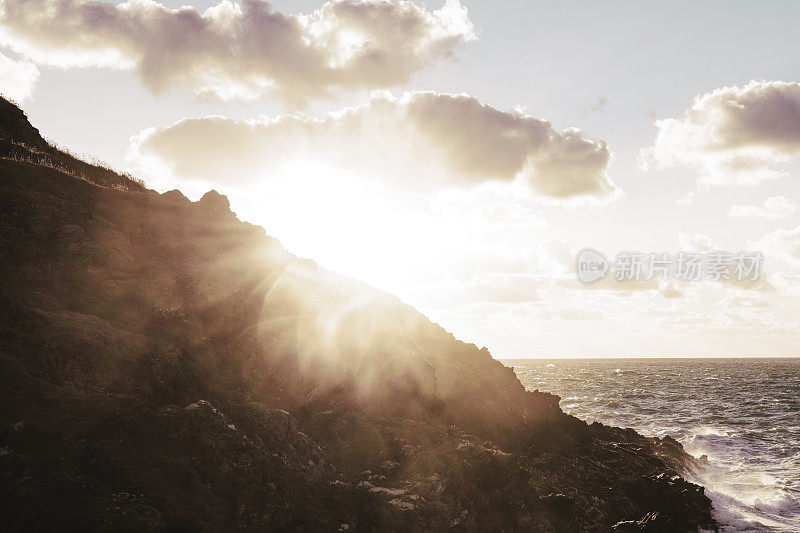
[540,492,574,515]
[0,96,145,191]
[0,96,49,150]
[196,190,230,212]
[613,511,674,532]
[161,189,190,203]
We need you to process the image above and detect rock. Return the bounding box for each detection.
[0,96,49,149]
[380,460,400,473]
[161,189,190,203]
[367,485,406,497]
[260,408,299,442]
[196,190,230,212]
[613,511,674,532]
[540,493,573,515]
[183,399,214,413]
[388,498,414,511]
[630,473,714,532]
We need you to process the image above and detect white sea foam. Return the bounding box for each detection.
[688,457,799,532]
[508,358,800,532]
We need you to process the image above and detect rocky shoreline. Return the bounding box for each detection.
[0,98,716,531]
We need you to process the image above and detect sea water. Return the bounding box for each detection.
[505,358,800,532]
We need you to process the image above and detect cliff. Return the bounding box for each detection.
[0,98,716,532]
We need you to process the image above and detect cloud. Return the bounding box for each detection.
[721,273,774,292]
[659,281,683,299]
[721,294,770,309]
[546,244,671,294]
[556,306,604,320]
[769,271,800,297]
[674,232,773,291]
[578,96,607,118]
[0,50,38,103]
[131,90,617,199]
[641,80,800,187]
[752,225,800,267]
[415,274,544,309]
[0,0,474,102]
[559,273,661,293]
[678,231,716,252]
[727,196,799,220]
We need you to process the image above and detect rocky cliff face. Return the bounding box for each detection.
[0,98,716,532]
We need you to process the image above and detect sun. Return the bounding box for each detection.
[232,159,444,297]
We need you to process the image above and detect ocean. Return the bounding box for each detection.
[505,358,800,532]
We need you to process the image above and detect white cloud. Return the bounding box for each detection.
[556,306,604,320]
[660,281,683,299]
[721,294,770,309]
[641,80,800,188]
[769,271,800,297]
[752,225,800,267]
[0,0,474,102]
[678,231,716,252]
[130,90,617,200]
[0,50,38,103]
[727,196,799,220]
[414,274,545,309]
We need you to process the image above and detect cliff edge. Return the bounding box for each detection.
[0,98,716,532]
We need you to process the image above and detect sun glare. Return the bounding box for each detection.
[233,160,451,298]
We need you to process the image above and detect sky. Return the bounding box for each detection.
[3,0,800,357]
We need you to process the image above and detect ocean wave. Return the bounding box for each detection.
[511,358,800,532]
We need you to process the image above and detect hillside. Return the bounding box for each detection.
[0,97,716,532]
